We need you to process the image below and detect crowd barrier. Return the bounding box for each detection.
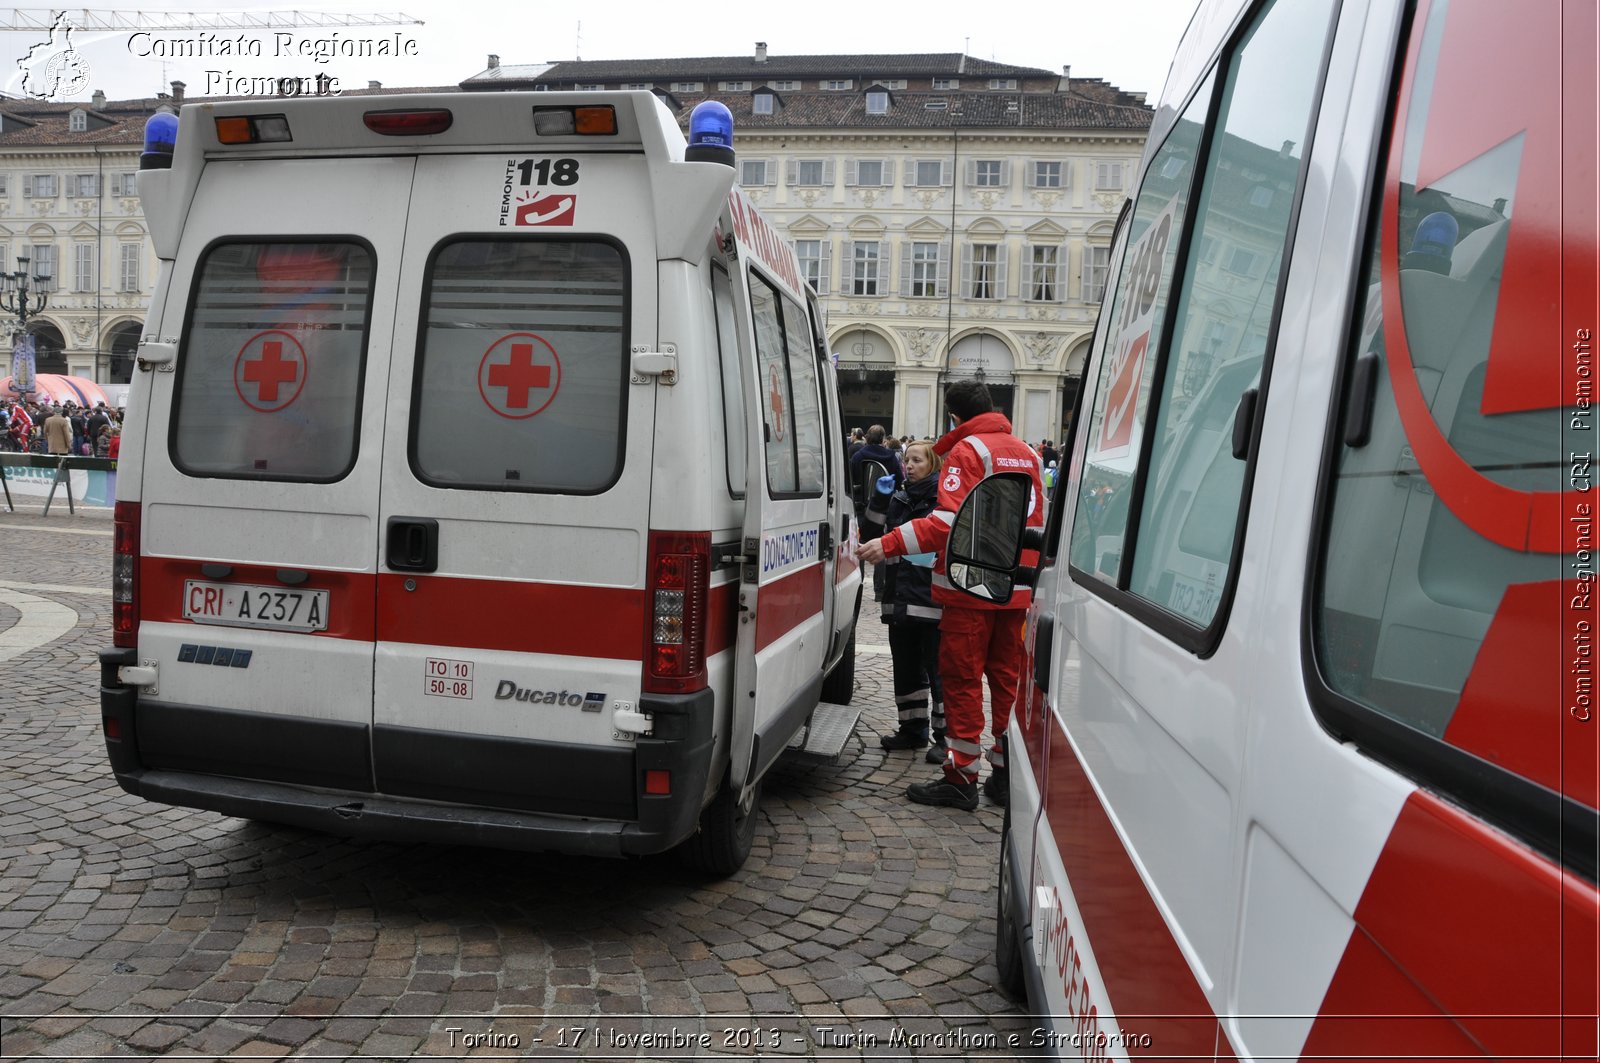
[0,454,117,514]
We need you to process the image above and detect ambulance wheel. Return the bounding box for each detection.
[678,778,761,877]
[995,806,1027,1000]
[819,629,856,704]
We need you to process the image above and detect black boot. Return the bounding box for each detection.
[983,765,1009,806]
[880,723,930,751]
[923,728,947,764]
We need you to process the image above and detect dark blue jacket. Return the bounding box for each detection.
[879,475,941,625]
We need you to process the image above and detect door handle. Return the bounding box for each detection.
[386,517,439,573]
[1033,612,1055,695]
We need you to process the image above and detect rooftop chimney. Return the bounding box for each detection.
[368,80,382,90]
[91,89,105,109]
[171,80,185,102]
[487,54,500,70]
[755,41,768,62]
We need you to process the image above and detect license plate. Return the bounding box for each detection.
[183,580,330,633]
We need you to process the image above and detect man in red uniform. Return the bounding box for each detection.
[856,380,1044,810]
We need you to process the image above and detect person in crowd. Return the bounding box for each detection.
[856,381,1045,810]
[44,405,73,456]
[850,425,905,596]
[877,439,946,753]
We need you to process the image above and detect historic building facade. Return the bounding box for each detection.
[475,49,1154,442]
[0,87,169,391]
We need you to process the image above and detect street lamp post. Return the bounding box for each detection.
[2,253,51,345]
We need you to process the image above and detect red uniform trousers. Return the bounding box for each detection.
[937,605,1026,784]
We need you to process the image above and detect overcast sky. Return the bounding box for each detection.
[5,0,1199,106]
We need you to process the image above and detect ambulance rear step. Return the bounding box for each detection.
[785,702,862,764]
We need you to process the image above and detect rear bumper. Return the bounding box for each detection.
[99,647,715,858]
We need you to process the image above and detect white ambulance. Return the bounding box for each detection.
[100,91,863,876]
[949,0,1597,1056]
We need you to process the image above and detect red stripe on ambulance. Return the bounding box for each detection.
[754,562,824,653]
[1304,789,1599,1059]
[1044,715,1225,1057]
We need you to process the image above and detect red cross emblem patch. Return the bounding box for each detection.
[478,333,561,419]
[768,363,787,441]
[233,330,307,412]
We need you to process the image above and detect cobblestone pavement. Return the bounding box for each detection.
[0,504,1033,1061]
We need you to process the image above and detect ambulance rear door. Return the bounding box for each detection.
[727,225,835,793]
[369,149,656,820]
[132,156,409,792]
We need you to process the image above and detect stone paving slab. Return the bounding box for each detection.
[0,508,1036,1061]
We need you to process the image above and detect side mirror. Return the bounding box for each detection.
[946,471,1032,604]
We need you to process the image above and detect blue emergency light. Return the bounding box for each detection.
[140,110,179,170]
[685,100,734,167]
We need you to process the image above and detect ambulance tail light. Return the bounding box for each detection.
[644,531,710,694]
[363,109,454,136]
[213,114,292,145]
[112,502,140,649]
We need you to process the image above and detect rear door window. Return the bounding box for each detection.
[751,271,823,497]
[410,239,628,493]
[172,240,373,481]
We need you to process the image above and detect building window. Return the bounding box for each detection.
[68,173,97,198]
[1027,245,1062,302]
[1095,161,1125,191]
[720,80,751,91]
[972,160,1005,187]
[25,174,57,198]
[847,158,892,187]
[620,82,653,91]
[822,79,854,91]
[1081,245,1109,303]
[120,243,141,292]
[850,241,881,296]
[933,78,960,90]
[1226,247,1259,276]
[572,83,605,91]
[793,238,829,294]
[768,80,800,91]
[670,81,703,92]
[1248,184,1275,207]
[1030,160,1064,188]
[110,172,137,196]
[913,160,949,187]
[30,244,56,290]
[987,78,1018,89]
[0,175,8,196]
[741,159,773,186]
[74,243,94,292]
[788,159,833,187]
[878,79,907,90]
[966,243,1000,300]
[69,109,86,132]
[865,90,889,115]
[752,94,774,115]
[906,241,946,298]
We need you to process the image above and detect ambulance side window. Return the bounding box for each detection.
[1312,0,1592,867]
[711,265,746,498]
[410,238,627,493]
[171,240,372,482]
[750,270,823,498]
[1068,0,1337,644]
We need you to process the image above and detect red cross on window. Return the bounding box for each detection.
[242,340,299,402]
[488,343,552,409]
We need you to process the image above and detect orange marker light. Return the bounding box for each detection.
[214,117,253,144]
[574,106,617,135]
